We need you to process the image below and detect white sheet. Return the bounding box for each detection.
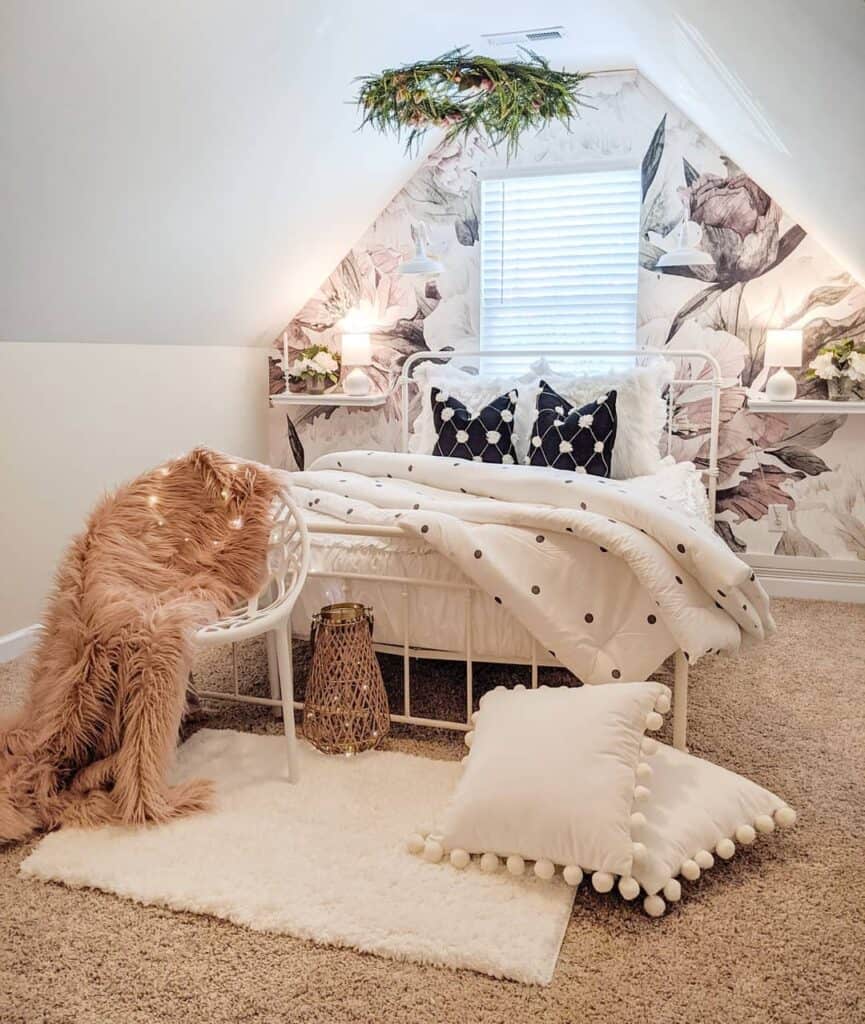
[284,453,772,684]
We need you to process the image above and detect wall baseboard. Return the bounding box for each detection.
[0,624,42,663]
[744,554,865,603]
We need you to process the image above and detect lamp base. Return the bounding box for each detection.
[765,367,797,402]
[343,367,371,396]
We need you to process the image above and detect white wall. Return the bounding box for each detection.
[0,343,268,634]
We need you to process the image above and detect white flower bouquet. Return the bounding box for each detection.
[287,344,341,393]
[807,338,865,400]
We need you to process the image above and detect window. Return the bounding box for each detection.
[479,167,641,373]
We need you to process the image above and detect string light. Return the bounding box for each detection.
[147,494,159,507]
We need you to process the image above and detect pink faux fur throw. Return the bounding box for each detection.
[0,448,282,844]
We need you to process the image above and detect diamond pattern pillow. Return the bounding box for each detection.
[431,387,518,464]
[528,380,617,476]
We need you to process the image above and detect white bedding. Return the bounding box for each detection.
[284,452,773,684]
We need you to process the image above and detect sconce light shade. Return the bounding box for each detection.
[656,246,715,268]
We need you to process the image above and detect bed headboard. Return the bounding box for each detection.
[398,347,723,514]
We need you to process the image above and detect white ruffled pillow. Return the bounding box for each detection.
[408,361,539,464]
[525,358,674,479]
[407,357,673,479]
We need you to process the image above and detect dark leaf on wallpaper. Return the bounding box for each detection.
[779,416,845,451]
[268,356,286,396]
[761,224,807,276]
[774,528,829,559]
[639,240,674,271]
[424,281,441,303]
[682,157,699,188]
[656,262,717,283]
[716,463,803,524]
[641,115,666,200]
[383,316,428,351]
[285,415,305,472]
[666,284,724,342]
[768,445,831,476]
[802,306,865,360]
[783,282,857,327]
[455,215,478,246]
[714,520,746,553]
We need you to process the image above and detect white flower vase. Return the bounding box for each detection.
[307,375,328,395]
[827,376,853,401]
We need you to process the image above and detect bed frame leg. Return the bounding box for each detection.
[673,650,688,752]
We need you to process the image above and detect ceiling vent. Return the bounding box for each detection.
[483,27,566,47]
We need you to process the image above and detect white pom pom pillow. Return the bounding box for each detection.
[408,683,796,917]
[408,682,671,897]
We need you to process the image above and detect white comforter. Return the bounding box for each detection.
[285,451,774,684]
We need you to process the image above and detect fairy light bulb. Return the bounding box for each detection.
[147,494,159,507]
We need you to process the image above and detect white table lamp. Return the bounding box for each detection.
[341,332,372,396]
[764,329,802,402]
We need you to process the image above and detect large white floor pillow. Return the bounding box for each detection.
[407,684,796,918]
[631,742,796,914]
[410,683,671,891]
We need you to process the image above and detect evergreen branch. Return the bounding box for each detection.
[355,48,591,158]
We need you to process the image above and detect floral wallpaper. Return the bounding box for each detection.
[269,72,865,563]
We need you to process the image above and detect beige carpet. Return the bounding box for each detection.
[1,598,864,1024]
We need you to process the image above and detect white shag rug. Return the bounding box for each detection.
[20,729,574,985]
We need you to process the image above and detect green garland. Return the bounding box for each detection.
[356,48,590,158]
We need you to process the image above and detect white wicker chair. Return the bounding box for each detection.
[195,487,310,781]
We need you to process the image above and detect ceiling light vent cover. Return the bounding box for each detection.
[483,27,566,47]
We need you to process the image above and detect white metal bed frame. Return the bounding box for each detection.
[269,346,723,753]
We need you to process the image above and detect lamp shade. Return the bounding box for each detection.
[764,329,802,368]
[656,247,714,267]
[341,332,371,367]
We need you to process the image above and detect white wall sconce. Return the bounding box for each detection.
[397,222,444,276]
[656,196,715,268]
[763,329,803,401]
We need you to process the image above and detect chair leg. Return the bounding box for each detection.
[273,624,300,782]
[265,631,282,718]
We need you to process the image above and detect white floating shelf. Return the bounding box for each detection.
[746,392,865,414]
[271,390,391,408]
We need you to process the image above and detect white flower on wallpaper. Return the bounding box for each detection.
[421,243,479,351]
[782,452,865,559]
[269,71,865,560]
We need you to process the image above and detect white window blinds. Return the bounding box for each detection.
[480,168,641,371]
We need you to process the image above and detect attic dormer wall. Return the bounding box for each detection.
[268,72,865,570]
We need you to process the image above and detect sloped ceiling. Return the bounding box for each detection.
[1,0,863,348]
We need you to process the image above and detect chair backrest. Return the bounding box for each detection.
[196,487,310,645]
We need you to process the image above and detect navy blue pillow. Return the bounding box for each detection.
[528,380,617,476]
[431,387,518,464]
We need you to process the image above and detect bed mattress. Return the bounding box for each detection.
[292,460,709,675]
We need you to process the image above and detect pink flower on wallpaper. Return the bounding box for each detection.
[424,135,483,198]
[292,247,418,336]
[680,173,782,284]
